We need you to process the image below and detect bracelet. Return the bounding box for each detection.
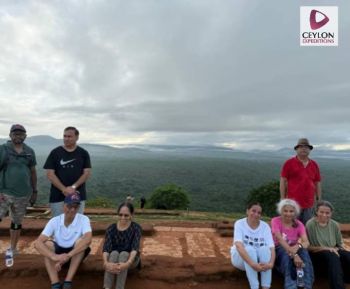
[298,243,303,249]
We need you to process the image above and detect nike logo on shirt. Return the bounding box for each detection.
[60,159,76,166]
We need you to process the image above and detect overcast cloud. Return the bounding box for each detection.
[0,0,349,150]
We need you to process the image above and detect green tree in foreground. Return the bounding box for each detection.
[149,184,190,210]
[246,180,280,217]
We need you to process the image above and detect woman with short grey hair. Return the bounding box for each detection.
[271,199,314,289]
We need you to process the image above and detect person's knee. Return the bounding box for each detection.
[119,251,129,262]
[10,222,22,230]
[231,249,243,269]
[108,251,120,262]
[44,240,55,251]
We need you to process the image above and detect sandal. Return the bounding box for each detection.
[5,248,14,267]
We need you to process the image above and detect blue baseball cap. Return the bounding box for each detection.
[64,193,81,205]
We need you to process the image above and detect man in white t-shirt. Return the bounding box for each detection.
[34,192,92,289]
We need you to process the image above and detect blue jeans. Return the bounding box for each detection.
[275,246,314,289]
[231,246,272,289]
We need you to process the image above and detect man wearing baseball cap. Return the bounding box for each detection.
[34,192,92,289]
[280,138,322,224]
[0,124,38,267]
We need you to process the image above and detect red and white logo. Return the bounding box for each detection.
[300,6,338,46]
[310,9,329,30]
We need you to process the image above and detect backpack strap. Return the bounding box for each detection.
[0,144,10,172]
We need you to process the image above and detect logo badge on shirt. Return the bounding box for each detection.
[60,159,76,168]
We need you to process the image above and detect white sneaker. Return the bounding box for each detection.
[5,248,14,267]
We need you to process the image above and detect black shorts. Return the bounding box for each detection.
[52,241,91,266]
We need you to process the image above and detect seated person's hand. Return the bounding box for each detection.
[250,262,263,272]
[328,247,339,256]
[293,254,304,268]
[259,262,273,271]
[289,244,299,255]
[117,262,130,272]
[55,262,62,272]
[104,262,120,274]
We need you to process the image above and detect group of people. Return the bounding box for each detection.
[232,200,350,289]
[0,124,142,289]
[0,124,91,267]
[34,193,141,289]
[231,138,350,289]
[1,124,349,289]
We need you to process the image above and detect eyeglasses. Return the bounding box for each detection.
[118,214,130,218]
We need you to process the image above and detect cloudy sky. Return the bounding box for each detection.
[0,0,349,150]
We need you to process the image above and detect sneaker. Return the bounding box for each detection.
[5,248,14,267]
[51,282,61,289]
[7,247,19,255]
[62,281,72,289]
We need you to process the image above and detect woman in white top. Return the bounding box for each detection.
[231,202,275,289]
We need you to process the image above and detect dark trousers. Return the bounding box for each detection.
[310,249,350,289]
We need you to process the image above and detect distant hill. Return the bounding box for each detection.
[2,135,350,160]
[1,135,350,221]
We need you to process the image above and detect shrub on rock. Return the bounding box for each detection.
[246,180,280,217]
[149,184,190,210]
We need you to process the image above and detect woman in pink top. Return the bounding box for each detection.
[271,199,314,289]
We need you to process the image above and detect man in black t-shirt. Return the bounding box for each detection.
[44,127,91,217]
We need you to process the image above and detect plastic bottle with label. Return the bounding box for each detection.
[296,267,305,287]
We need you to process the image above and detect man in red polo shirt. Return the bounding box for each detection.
[280,138,322,224]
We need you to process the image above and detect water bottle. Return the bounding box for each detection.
[296,267,305,287]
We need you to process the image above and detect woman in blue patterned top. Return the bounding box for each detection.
[102,202,142,289]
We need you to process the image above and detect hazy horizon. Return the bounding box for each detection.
[1,1,349,150]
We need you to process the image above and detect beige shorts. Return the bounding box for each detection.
[0,193,30,224]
